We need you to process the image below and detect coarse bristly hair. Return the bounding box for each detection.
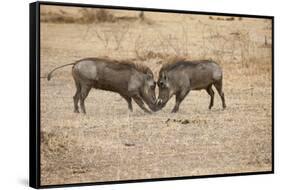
[160,57,213,73]
[77,57,153,76]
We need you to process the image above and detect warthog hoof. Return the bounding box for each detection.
[171,109,178,113]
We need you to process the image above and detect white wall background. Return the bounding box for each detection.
[0,0,278,189]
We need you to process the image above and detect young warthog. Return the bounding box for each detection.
[156,60,226,113]
[47,57,157,114]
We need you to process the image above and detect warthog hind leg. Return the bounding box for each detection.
[214,79,226,109]
[80,85,91,114]
[206,85,215,109]
[73,81,81,113]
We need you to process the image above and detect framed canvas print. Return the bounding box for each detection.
[29,1,274,188]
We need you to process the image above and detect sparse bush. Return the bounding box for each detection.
[225,17,235,21]
[40,12,76,23]
[79,8,115,23]
[208,16,235,21]
[41,8,116,24]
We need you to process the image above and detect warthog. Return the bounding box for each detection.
[47,57,157,114]
[156,60,226,113]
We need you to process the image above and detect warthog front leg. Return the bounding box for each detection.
[120,94,133,111]
[132,95,151,114]
[171,89,190,113]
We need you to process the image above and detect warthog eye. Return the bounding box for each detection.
[158,81,166,89]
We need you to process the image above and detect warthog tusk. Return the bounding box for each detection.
[156,99,163,105]
[156,99,160,105]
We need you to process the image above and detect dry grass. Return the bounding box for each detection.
[40,5,272,186]
[40,6,140,24]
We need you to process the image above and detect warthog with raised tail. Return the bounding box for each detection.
[156,59,226,113]
[47,57,157,114]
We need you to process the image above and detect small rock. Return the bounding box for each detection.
[165,118,170,123]
[181,119,190,124]
[124,143,135,147]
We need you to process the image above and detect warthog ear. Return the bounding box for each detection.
[145,73,153,79]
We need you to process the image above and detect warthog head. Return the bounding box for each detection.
[140,73,157,111]
[156,72,173,110]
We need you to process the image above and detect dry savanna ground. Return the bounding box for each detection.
[40,5,272,186]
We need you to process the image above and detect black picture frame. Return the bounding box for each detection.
[30,1,274,189]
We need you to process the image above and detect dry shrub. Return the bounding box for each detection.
[79,8,115,23]
[134,24,189,62]
[208,16,235,21]
[154,55,189,66]
[88,22,130,51]
[197,23,257,68]
[133,21,269,75]
[135,50,170,61]
[40,12,76,23]
[41,8,116,23]
[225,17,235,21]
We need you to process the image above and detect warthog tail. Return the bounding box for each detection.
[47,63,75,81]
